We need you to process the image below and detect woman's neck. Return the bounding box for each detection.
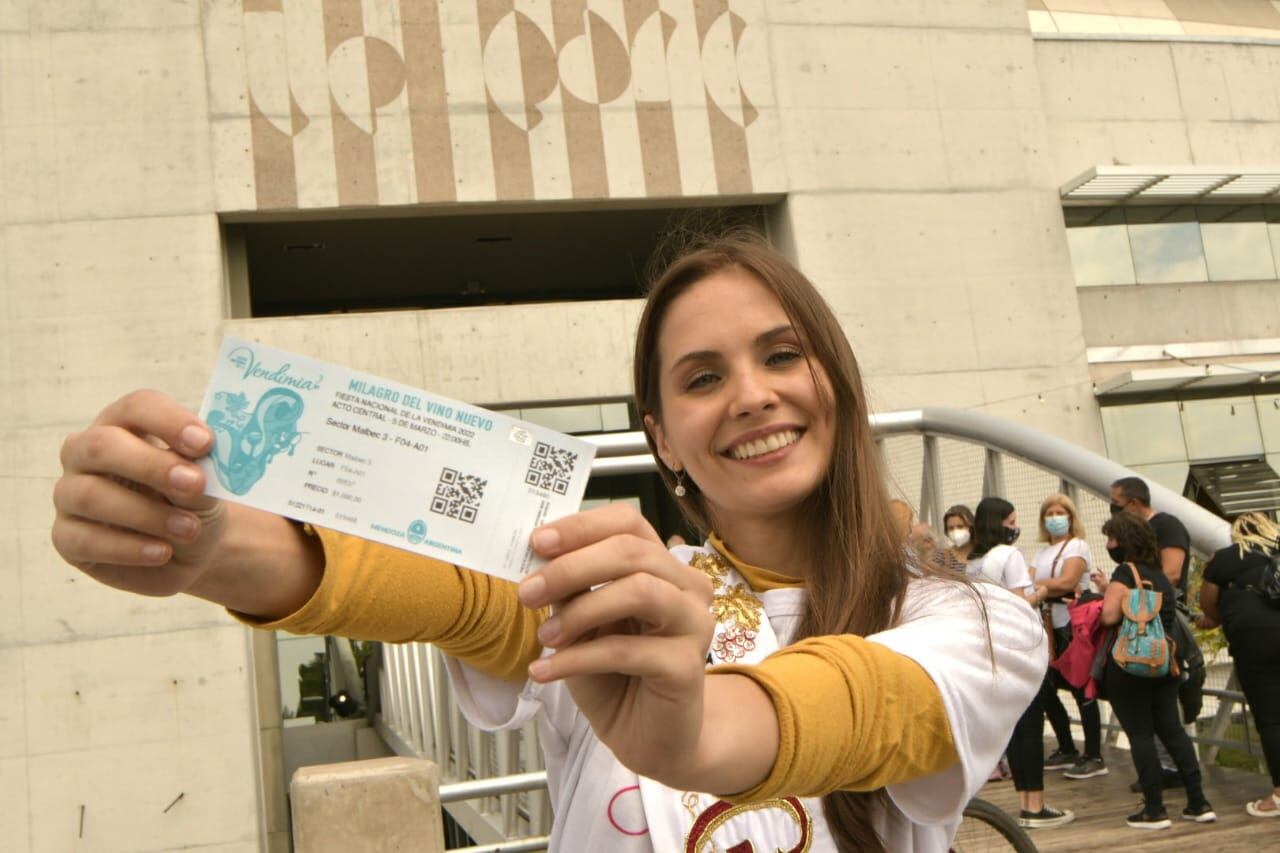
[1049,533,1069,545]
[711,510,809,577]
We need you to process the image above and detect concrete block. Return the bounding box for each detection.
[0,531,20,648]
[7,215,221,324]
[1187,120,1280,165]
[1035,41,1182,121]
[53,118,214,220]
[210,116,257,213]
[938,108,1055,190]
[1,123,61,223]
[27,732,258,852]
[0,647,25,758]
[259,725,289,835]
[771,25,937,111]
[925,29,1041,111]
[22,625,252,755]
[1174,43,1280,122]
[223,311,428,390]
[291,757,445,853]
[419,299,644,404]
[18,525,232,645]
[0,757,29,853]
[1040,118,1194,186]
[252,627,282,730]
[0,426,71,478]
[0,32,55,128]
[49,29,208,125]
[762,0,1029,30]
[780,108,949,192]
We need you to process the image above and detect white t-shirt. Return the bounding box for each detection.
[444,544,1046,852]
[1031,538,1092,629]
[965,544,1034,594]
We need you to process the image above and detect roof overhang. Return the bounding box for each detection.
[1061,165,1280,206]
[1095,361,1280,397]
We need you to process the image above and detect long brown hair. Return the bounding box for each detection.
[633,229,970,851]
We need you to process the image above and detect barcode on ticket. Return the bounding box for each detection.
[431,467,487,524]
[525,442,578,496]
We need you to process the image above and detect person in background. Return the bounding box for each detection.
[1197,512,1280,819]
[968,497,1073,829]
[1031,494,1105,781]
[1100,513,1215,830]
[943,504,976,573]
[889,498,914,543]
[1110,475,1194,789]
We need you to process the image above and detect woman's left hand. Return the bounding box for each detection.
[517,503,716,784]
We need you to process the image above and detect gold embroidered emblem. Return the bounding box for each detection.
[688,550,765,662]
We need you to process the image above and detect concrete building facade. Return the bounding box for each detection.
[1,0,1278,849]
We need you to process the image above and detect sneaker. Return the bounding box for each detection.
[1182,802,1217,823]
[1018,806,1076,829]
[1126,806,1171,830]
[1043,748,1080,769]
[1064,756,1109,779]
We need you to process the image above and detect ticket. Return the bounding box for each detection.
[196,337,597,581]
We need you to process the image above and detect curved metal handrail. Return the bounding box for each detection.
[583,406,1232,555]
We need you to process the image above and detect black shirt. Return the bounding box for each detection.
[1148,512,1191,598]
[1109,561,1176,636]
[1203,544,1280,637]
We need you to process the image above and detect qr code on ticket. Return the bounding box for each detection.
[431,467,487,524]
[525,442,578,495]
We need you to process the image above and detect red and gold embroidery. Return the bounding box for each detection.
[683,796,813,853]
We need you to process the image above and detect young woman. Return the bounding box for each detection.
[967,497,1074,829]
[1031,494,1105,780]
[942,504,975,573]
[1197,512,1280,819]
[49,233,1045,851]
[1100,512,1215,830]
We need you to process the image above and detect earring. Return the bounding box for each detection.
[673,469,687,498]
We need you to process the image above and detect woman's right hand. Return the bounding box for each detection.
[52,390,228,597]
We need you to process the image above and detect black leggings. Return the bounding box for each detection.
[1006,682,1045,792]
[1105,663,1207,810]
[1230,628,1280,787]
[1043,673,1102,758]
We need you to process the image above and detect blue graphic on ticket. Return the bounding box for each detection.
[197,337,597,581]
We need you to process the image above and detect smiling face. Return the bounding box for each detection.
[644,268,836,529]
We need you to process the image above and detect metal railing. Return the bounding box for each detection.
[372,406,1255,849]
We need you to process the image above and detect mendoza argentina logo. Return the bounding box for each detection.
[227,345,323,391]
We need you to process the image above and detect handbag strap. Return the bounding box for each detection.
[1048,540,1069,580]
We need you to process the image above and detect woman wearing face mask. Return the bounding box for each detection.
[968,497,1073,829]
[1100,512,1214,830]
[943,505,975,573]
[1031,495,1105,781]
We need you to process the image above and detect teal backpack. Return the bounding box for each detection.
[1111,563,1178,679]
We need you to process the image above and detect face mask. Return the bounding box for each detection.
[1107,545,1126,564]
[1045,516,1070,537]
[947,528,970,548]
[1109,502,1125,516]
[1003,526,1021,545]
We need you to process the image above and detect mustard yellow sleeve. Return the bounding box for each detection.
[236,526,546,682]
[713,635,958,801]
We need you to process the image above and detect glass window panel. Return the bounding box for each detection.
[277,634,328,725]
[1257,393,1280,453]
[1180,396,1263,461]
[600,402,632,432]
[517,403,604,434]
[1130,461,1191,497]
[1101,402,1187,466]
[1064,207,1136,287]
[1126,206,1208,284]
[1197,205,1277,282]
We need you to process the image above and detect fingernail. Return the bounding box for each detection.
[528,658,550,681]
[530,527,560,554]
[180,424,212,453]
[167,513,197,538]
[537,616,561,646]
[519,574,546,606]
[169,465,200,491]
[142,543,168,563]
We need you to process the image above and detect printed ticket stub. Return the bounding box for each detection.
[196,337,596,581]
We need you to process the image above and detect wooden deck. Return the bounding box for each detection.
[976,742,1278,850]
